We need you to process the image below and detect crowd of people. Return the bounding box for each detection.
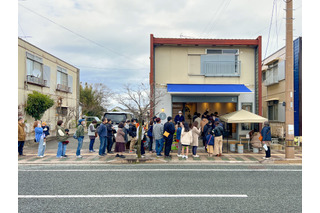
[17,111,272,159]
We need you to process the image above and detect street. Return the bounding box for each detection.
[18,164,302,213]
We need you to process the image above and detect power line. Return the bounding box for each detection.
[264,0,277,59]
[18,3,147,67]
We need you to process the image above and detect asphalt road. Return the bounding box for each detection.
[18,164,302,213]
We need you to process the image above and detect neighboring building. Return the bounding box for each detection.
[149,34,262,139]
[18,38,80,140]
[261,37,302,138]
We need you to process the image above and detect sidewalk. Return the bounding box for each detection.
[18,138,302,165]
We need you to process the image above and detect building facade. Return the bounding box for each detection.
[261,37,302,138]
[18,38,80,140]
[150,34,262,139]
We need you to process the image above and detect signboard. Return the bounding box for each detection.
[288,124,294,135]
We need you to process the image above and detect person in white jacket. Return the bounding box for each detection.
[180,122,193,159]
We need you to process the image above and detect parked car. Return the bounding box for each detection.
[102,112,135,132]
[84,116,102,127]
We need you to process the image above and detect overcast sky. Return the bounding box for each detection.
[18,0,302,91]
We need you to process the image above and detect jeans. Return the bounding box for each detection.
[192,146,198,155]
[107,136,113,153]
[177,140,182,155]
[164,137,173,156]
[99,136,107,155]
[37,137,46,157]
[57,142,67,157]
[18,141,25,155]
[148,136,153,151]
[76,136,84,156]
[155,138,164,156]
[266,146,271,158]
[89,138,95,151]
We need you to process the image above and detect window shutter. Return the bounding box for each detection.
[278,60,285,81]
[43,65,51,87]
[68,75,73,93]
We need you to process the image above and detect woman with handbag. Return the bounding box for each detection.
[261,121,272,159]
[56,120,69,158]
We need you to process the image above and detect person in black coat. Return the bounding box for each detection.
[163,116,176,158]
[106,119,115,153]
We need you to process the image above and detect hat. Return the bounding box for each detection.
[178,111,182,114]
[78,119,85,125]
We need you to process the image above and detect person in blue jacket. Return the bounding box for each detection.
[163,116,176,158]
[98,118,108,156]
[34,121,46,158]
[261,121,272,159]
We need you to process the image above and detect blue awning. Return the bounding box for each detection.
[167,84,252,94]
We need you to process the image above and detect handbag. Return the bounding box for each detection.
[163,131,170,137]
[259,130,270,141]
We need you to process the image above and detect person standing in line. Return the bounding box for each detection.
[124,120,130,144]
[98,118,108,157]
[129,119,137,153]
[42,122,50,142]
[136,122,146,157]
[174,111,185,124]
[163,116,176,158]
[213,121,224,157]
[203,120,213,149]
[191,121,201,157]
[153,118,164,157]
[34,121,46,158]
[176,122,182,157]
[200,116,209,146]
[195,113,201,128]
[115,122,126,158]
[106,119,114,154]
[88,120,97,152]
[18,117,26,156]
[76,119,85,158]
[56,120,69,158]
[261,121,272,159]
[147,121,154,153]
[181,122,192,159]
[206,130,215,157]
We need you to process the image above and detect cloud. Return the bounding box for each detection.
[18,0,302,91]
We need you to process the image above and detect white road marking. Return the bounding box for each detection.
[18,194,248,198]
[18,169,302,172]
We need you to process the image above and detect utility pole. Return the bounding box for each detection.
[284,0,295,158]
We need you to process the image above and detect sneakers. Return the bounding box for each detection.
[119,155,125,158]
[182,155,188,159]
[116,154,120,157]
[76,155,83,158]
[89,150,96,153]
[177,154,182,157]
[193,155,199,158]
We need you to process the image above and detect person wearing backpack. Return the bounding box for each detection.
[76,119,85,158]
[213,121,224,157]
[206,130,215,157]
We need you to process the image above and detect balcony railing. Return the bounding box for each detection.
[56,84,71,93]
[202,61,241,77]
[26,75,47,87]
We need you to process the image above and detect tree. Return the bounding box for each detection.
[116,83,163,159]
[25,91,54,120]
[80,82,113,116]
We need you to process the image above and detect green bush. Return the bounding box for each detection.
[25,91,54,120]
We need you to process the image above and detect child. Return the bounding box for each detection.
[206,130,215,157]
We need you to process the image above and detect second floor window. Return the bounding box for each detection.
[56,66,73,93]
[200,49,240,77]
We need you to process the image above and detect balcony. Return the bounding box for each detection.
[202,61,241,77]
[56,84,71,93]
[26,75,47,87]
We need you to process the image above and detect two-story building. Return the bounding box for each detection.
[261,37,302,138]
[18,38,80,140]
[150,34,262,139]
